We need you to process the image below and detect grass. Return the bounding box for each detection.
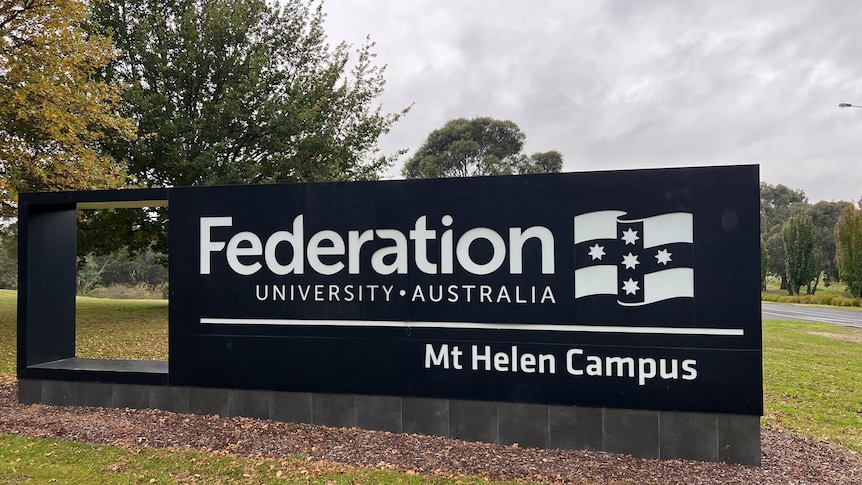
[74,295,168,361]
[762,320,862,452]
[0,291,15,373]
[0,289,861,481]
[0,434,502,484]
[0,290,169,373]
[88,283,168,300]
[0,289,517,484]
[762,278,862,307]
[763,277,850,296]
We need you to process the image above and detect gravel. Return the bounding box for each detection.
[0,376,859,484]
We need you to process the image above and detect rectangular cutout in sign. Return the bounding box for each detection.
[168,165,762,416]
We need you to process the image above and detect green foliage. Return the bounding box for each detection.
[760,183,808,286]
[0,224,17,289]
[782,209,818,295]
[761,290,862,307]
[402,117,562,178]
[88,283,167,300]
[99,249,167,287]
[76,255,103,295]
[76,247,168,294]
[515,150,564,174]
[759,185,853,295]
[836,202,862,297]
[0,0,134,216]
[760,237,769,290]
[77,249,168,298]
[762,276,861,303]
[90,0,407,187]
[82,0,408,258]
[761,183,809,229]
[77,208,167,259]
[809,201,850,285]
[762,320,862,452]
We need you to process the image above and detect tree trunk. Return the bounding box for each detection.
[780,274,788,290]
[808,273,820,295]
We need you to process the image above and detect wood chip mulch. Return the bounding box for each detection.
[0,377,859,484]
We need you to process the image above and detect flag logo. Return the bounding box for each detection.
[573,211,694,306]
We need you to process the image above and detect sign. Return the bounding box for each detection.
[168,165,762,415]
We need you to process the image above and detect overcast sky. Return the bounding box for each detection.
[322,0,862,203]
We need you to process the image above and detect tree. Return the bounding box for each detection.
[89,0,406,188]
[0,0,135,216]
[760,183,808,289]
[835,203,862,298]
[782,209,818,296]
[760,237,769,290]
[402,117,563,178]
[516,151,564,174]
[76,247,168,295]
[808,200,850,286]
[77,206,166,259]
[0,223,17,289]
[81,0,407,260]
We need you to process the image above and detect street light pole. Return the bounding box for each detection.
[839,103,862,108]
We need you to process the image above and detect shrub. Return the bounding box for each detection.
[762,291,861,307]
[88,283,166,300]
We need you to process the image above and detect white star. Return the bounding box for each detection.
[655,248,673,265]
[622,278,640,295]
[588,244,606,261]
[621,252,639,269]
[621,228,640,245]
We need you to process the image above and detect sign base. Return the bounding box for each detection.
[18,378,761,465]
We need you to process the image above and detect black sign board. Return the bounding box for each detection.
[168,165,762,415]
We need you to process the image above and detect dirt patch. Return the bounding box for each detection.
[0,378,859,484]
[808,331,862,345]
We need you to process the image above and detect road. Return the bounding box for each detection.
[762,302,862,329]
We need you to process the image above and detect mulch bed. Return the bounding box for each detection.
[0,376,859,484]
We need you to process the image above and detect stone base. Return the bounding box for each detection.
[17,378,760,465]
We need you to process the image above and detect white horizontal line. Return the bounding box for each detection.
[199,318,745,336]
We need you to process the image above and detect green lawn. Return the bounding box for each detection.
[1,289,861,482]
[0,433,501,485]
[0,290,516,483]
[0,290,15,373]
[762,320,862,451]
[74,295,168,361]
[0,290,169,373]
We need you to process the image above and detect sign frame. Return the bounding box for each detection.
[16,165,763,464]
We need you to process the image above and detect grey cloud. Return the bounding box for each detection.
[324,0,862,201]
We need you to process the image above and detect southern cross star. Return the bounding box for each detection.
[588,244,606,261]
[621,252,639,269]
[655,248,672,265]
[621,228,640,245]
[622,278,640,295]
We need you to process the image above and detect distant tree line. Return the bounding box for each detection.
[76,249,168,295]
[760,182,862,297]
